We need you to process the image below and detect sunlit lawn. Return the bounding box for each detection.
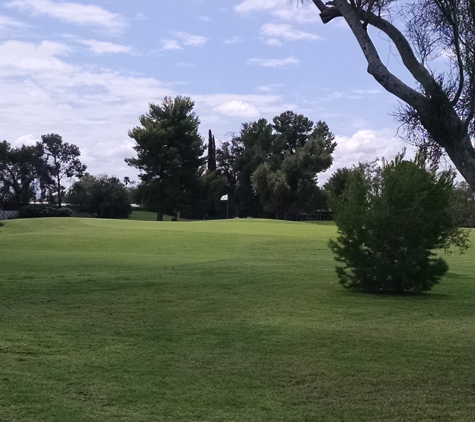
[0,218,474,421]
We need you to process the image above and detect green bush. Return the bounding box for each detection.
[19,205,72,219]
[328,152,469,293]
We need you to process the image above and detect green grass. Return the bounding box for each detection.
[0,218,474,421]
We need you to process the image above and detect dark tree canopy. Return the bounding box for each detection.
[328,151,469,293]
[41,134,87,207]
[0,141,45,204]
[305,0,475,192]
[230,111,335,218]
[68,174,132,219]
[126,96,205,220]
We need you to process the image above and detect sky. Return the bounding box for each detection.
[0,0,421,184]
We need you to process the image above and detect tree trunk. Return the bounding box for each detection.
[311,0,475,193]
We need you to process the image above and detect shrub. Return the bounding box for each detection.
[19,205,72,219]
[328,151,469,293]
[68,174,132,219]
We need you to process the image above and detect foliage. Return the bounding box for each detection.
[451,181,475,227]
[323,167,353,200]
[329,151,469,293]
[216,137,242,217]
[126,96,205,220]
[40,134,87,207]
[0,141,46,204]
[68,174,132,219]
[306,0,475,192]
[230,112,335,218]
[18,204,72,218]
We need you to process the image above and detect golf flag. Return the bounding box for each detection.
[220,194,228,201]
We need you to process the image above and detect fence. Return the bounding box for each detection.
[0,210,18,220]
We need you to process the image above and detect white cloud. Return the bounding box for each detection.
[161,39,182,51]
[224,36,243,45]
[235,0,320,23]
[161,32,207,51]
[176,62,196,67]
[13,134,38,147]
[175,32,208,47]
[0,14,27,29]
[0,40,174,179]
[261,23,319,41]
[0,40,299,179]
[257,84,284,92]
[235,0,275,13]
[214,100,260,118]
[318,129,416,184]
[6,0,125,31]
[79,39,132,55]
[265,38,282,46]
[247,56,299,67]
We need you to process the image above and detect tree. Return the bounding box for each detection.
[328,151,469,293]
[233,118,277,216]
[323,167,353,200]
[207,130,217,172]
[41,134,86,207]
[251,130,336,218]
[125,96,205,220]
[68,174,132,219]
[231,112,335,218]
[216,137,242,218]
[0,141,45,204]
[306,0,475,192]
[452,181,475,227]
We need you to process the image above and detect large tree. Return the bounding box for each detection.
[125,96,205,220]
[231,111,335,218]
[68,174,132,219]
[306,0,475,192]
[251,124,336,218]
[41,134,87,207]
[0,141,45,204]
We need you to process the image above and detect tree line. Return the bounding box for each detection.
[126,96,336,221]
[2,95,474,226]
[0,134,86,207]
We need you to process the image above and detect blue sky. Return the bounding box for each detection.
[0,0,418,183]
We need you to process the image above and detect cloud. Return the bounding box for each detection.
[224,36,243,45]
[260,23,319,42]
[79,39,132,54]
[247,56,299,67]
[175,32,207,47]
[0,40,298,179]
[214,100,260,118]
[0,14,28,30]
[318,129,416,184]
[6,0,125,31]
[235,0,275,13]
[161,32,207,51]
[161,39,181,51]
[257,84,284,92]
[235,0,320,23]
[176,62,196,67]
[194,93,296,123]
[0,40,174,179]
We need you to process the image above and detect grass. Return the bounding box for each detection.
[0,218,474,421]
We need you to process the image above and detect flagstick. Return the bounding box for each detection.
[227,197,229,219]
